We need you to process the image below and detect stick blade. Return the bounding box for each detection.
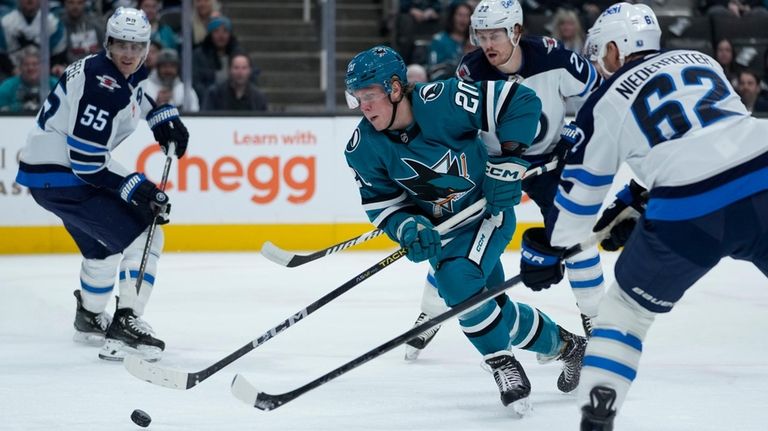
[260,241,297,267]
[124,355,191,390]
[231,374,280,410]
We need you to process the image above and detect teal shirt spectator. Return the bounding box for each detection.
[152,23,178,50]
[428,32,464,69]
[0,76,58,112]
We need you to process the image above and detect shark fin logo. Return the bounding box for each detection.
[396,151,475,217]
[418,82,444,103]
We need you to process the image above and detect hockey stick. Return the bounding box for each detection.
[123,197,487,390]
[261,158,561,268]
[134,142,175,295]
[231,240,591,410]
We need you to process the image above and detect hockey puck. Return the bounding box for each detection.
[131,409,152,428]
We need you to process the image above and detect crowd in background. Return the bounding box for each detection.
[0,0,267,113]
[1,0,768,114]
[392,0,768,113]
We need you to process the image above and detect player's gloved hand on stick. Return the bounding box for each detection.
[520,227,566,291]
[483,155,530,216]
[384,213,441,263]
[147,104,189,158]
[119,173,171,224]
[593,179,648,251]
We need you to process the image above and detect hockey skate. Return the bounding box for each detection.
[404,312,441,360]
[99,307,165,362]
[581,313,594,337]
[536,326,587,393]
[580,386,617,431]
[73,290,112,346]
[483,350,532,416]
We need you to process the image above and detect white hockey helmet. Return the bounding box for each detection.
[587,3,661,74]
[104,7,151,62]
[470,0,524,46]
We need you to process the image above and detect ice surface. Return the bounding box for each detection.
[1,251,766,430]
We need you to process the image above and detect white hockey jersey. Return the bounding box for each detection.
[16,52,153,191]
[457,36,600,157]
[549,49,768,248]
[0,9,66,61]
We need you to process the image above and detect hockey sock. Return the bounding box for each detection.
[578,284,656,414]
[79,254,120,313]
[506,300,562,356]
[118,228,164,316]
[565,246,606,317]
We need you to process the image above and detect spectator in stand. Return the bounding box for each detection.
[139,0,178,50]
[144,40,163,73]
[144,48,200,112]
[192,0,220,46]
[550,8,584,53]
[192,15,240,103]
[406,63,428,83]
[427,1,472,80]
[715,38,740,88]
[0,46,57,112]
[61,0,104,65]
[700,0,768,16]
[737,69,768,113]
[0,0,67,73]
[396,0,442,63]
[761,49,768,92]
[203,53,267,111]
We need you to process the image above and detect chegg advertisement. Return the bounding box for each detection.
[0,115,598,253]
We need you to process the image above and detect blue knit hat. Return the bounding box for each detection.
[207,15,232,33]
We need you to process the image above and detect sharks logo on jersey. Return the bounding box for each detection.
[346,128,361,152]
[419,82,445,103]
[396,151,476,217]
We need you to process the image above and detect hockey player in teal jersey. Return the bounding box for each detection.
[343,45,586,413]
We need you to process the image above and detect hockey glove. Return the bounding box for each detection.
[520,227,566,291]
[483,155,530,216]
[593,179,648,251]
[147,104,189,158]
[119,173,171,224]
[384,213,441,263]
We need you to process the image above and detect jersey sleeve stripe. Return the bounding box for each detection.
[69,150,106,165]
[554,189,603,216]
[362,190,408,211]
[561,167,614,187]
[66,135,108,153]
[70,161,105,173]
[483,80,494,134]
[372,202,416,227]
[494,81,518,125]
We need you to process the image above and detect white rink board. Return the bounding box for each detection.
[0,116,635,227]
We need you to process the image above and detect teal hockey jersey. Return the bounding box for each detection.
[344,77,541,230]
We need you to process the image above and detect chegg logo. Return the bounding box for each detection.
[136,146,315,204]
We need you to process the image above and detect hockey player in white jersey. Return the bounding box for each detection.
[516,3,768,429]
[15,7,190,362]
[405,0,604,360]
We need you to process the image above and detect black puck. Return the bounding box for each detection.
[131,409,152,428]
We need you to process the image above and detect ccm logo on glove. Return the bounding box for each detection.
[485,162,526,181]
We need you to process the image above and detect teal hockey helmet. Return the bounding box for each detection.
[345,46,407,108]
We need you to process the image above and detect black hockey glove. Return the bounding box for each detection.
[520,227,566,291]
[147,104,189,158]
[119,173,171,224]
[593,179,648,251]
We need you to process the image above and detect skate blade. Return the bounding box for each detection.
[536,352,557,365]
[404,345,422,361]
[509,397,533,417]
[98,339,162,363]
[73,331,106,347]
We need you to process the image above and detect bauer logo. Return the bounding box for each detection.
[419,82,444,103]
[346,128,361,153]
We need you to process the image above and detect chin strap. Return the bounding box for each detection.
[384,93,401,131]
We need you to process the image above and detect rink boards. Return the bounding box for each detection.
[0,116,630,254]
